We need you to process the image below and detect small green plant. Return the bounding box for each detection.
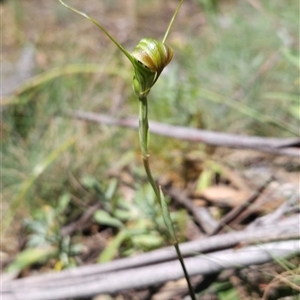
[7,193,82,272]
[94,183,172,261]
[59,0,196,298]
[82,172,189,261]
[82,176,175,261]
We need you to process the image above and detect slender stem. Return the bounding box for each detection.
[139,97,160,197]
[138,96,196,300]
[162,0,186,44]
[58,0,134,64]
[174,243,196,299]
[138,98,148,159]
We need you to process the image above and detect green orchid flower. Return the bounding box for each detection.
[58,0,184,99]
[58,1,196,298]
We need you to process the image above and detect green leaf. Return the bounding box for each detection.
[159,187,176,241]
[115,196,145,222]
[131,233,163,248]
[25,220,47,235]
[98,230,128,263]
[218,287,240,300]
[81,175,102,193]
[94,210,124,228]
[132,218,151,231]
[113,208,132,221]
[26,234,49,248]
[203,281,233,294]
[196,168,214,193]
[104,178,118,200]
[70,244,84,255]
[56,192,71,214]
[7,247,57,273]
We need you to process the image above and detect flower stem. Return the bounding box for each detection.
[162,0,186,44]
[138,96,196,300]
[139,97,159,196]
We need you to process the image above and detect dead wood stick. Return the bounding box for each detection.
[2,216,299,287]
[65,110,300,157]
[210,177,273,235]
[167,187,218,234]
[3,239,299,300]
[248,193,300,229]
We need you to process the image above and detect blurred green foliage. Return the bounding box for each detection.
[7,193,82,272]
[2,1,299,295]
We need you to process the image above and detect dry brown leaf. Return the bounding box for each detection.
[199,185,249,207]
[152,278,187,300]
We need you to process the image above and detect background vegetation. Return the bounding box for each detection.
[2,0,299,299]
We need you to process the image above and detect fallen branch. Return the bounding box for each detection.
[2,215,299,300]
[2,239,299,300]
[66,110,300,157]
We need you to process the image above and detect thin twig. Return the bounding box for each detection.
[210,177,273,235]
[65,110,300,157]
[167,187,218,234]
